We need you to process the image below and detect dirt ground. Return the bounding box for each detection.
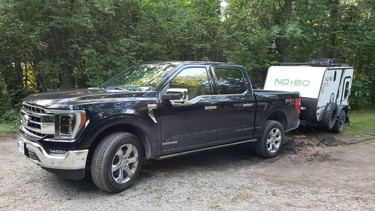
[0,131,374,211]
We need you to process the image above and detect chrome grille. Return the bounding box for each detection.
[21,103,55,139]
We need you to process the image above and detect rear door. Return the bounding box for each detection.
[212,66,256,143]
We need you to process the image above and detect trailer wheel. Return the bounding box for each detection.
[320,103,338,131]
[332,110,346,133]
[255,120,284,158]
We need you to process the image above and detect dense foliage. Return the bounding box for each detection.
[1,0,375,119]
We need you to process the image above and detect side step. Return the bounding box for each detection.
[158,139,257,160]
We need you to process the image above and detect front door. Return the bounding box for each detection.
[160,66,218,154]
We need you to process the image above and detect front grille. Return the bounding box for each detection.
[23,104,46,114]
[21,103,55,139]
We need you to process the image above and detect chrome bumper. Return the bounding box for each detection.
[17,135,88,170]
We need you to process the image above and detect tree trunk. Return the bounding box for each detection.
[60,65,74,90]
[283,0,292,21]
[329,0,340,58]
[275,0,293,62]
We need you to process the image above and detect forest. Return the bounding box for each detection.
[1,0,375,125]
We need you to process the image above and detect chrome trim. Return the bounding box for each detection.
[147,104,158,123]
[158,139,257,160]
[21,102,86,142]
[243,103,254,107]
[162,141,178,146]
[21,103,55,139]
[18,135,88,170]
[21,126,44,139]
[204,106,217,110]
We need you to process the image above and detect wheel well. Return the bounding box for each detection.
[87,124,151,163]
[267,111,287,130]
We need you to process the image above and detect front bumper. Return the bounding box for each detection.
[17,134,88,171]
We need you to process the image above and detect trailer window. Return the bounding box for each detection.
[344,81,350,99]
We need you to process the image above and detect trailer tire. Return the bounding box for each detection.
[320,103,338,131]
[332,109,346,133]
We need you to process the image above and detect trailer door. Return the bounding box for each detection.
[339,69,353,106]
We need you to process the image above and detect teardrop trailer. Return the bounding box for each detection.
[263,59,354,133]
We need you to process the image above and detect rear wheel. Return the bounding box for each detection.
[332,110,346,133]
[91,132,144,193]
[255,120,284,158]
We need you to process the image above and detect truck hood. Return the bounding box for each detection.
[24,88,158,108]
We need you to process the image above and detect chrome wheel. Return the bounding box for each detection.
[266,128,282,154]
[255,120,284,158]
[112,144,139,184]
[91,132,144,193]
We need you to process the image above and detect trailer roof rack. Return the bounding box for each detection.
[276,59,348,67]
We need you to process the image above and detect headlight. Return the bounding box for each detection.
[53,110,87,140]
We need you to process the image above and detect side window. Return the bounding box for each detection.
[214,68,246,94]
[344,81,350,99]
[170,67,211,100]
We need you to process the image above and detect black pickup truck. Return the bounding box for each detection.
[18,61,300,193]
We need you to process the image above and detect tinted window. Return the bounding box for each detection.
[214,68,246,94]
[170,67,211,100]
[344,81,350,99]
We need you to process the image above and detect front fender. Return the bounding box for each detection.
[77,114,160,158]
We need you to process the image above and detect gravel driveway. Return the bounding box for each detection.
[1,134,375,210]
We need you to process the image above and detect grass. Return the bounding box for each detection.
[0,123,19,135]
[343,109,375,138]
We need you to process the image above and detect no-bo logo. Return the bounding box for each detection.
[274,78,310,87]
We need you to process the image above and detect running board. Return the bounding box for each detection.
[158,139,257,160]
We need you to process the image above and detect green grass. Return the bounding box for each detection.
[0,123,19,135]
[343,109,375,138]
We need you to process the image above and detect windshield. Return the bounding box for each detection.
[100,62,179,91]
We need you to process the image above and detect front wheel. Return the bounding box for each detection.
[91,132,144,193]
[255,120,284,158]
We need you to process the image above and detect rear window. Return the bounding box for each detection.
[214,68,246,94]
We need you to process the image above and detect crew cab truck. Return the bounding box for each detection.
[18,61,300,193]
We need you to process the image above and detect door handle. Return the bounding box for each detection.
[242,103,254,107]
[205,106,217,110]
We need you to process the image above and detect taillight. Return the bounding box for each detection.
[295,98,301,115]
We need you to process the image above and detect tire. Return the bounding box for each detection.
[332,109,346,133]
[320,103,338,131]
[91,132,144,193]
[255,120,284,158]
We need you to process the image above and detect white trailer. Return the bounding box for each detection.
[263,60,354,133]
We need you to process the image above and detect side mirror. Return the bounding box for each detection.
[163,88,188,103]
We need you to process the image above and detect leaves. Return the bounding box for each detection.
[0,0,374,111]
